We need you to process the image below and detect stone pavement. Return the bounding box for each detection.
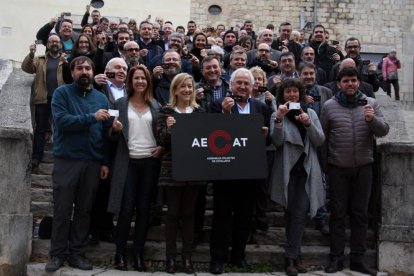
[27,263,386,276]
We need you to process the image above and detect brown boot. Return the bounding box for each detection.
[285,257,298,276]
[294,255,308,273]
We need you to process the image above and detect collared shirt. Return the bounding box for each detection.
[237,98,251,114]
[108,80,126,101]
[211,79,223,100]
[280,70,299,80]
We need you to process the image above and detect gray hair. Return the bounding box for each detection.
[230,68,254,84]
[168,32,185,43]
[106,57,127,70]
[123,41,139,51]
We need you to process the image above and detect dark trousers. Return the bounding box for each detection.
[328,164,372,261]
[89,176,114,238]
[115,157,161,255]
[33,100,51,161]
[193,185,207,234]
[165,185,200,258]
[255,151,275,221]
[384,79,400,100]
[210,181,257,262]
[50,158,101,257]
[285,165,310,259]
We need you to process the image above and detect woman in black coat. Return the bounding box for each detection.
[157,73,206,274]
[107,65,162,272]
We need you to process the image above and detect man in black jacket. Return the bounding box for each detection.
[209,68,271,275]
[271,22,303,67]
[329,37,380,91]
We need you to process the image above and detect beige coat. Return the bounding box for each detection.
[21,54,65,104]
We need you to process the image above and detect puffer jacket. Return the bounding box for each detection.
[320,93,389,169]
[21,54,65,104]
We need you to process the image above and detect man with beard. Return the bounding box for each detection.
[301,46,328,85]
[271,22,303,67]
[308,24,341,76]
[245,29,281,70]
[150,32,199,77]
[136,21,164,67]
[123,41,144,69]
[152,50,183,106]
[247,43,279,78]
[329,37,380,92]
[94,30,130,74]
[22,34,66,171]
[45,56,115,272]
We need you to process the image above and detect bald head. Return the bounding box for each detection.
[339,58,356,71]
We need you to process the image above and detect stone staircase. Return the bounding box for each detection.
[30,146,378,272]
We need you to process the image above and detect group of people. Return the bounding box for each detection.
[23,6,391,276]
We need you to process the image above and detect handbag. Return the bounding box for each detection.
[388,71,398,80]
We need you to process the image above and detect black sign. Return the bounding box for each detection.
[171,113,267,181]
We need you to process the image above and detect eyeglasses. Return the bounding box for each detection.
[258,49,270,52]
[127,48,140,52]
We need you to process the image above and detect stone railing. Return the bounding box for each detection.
[0,63,33,275]
[375,93,414,273]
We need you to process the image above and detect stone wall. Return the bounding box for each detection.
[0,63,33,275]
[190,0,414,100]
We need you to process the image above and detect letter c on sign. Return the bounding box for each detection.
[208,130,232,156]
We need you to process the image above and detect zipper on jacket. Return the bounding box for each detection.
[351,108,357,167]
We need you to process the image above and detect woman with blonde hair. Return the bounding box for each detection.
[157,73,206,274]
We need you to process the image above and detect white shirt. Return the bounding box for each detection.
[127,104,157,159]
[108,81,125,101]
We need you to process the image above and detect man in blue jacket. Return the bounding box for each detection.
[45,56,115,272]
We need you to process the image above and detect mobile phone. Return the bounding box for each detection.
[312,95,321,101]
[35,39,43,45]
[357,99,368,106]
[362,60,371,65]
[161,63,170,69]
[258,86,268,93]
[331,40,339,45]
[205,45,212,50]
[182,53,192,59]
[288,102,301,110]
[106,72,115,78]
[202,84,212,91]
[63,12,71,17]
[230,95,243,102]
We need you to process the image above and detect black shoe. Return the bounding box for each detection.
[255,219,269,232]
[100,232,114,243]
[285,257,298,276]
[114,253,127,271]
[210,260,224,275]
[350,261,377,275]
[166,257,176,274]
[45,256,64,272]
[68,255,93,270]
[89,233,99,245]
[231,259,251,272]
[133,255,146,272]
[182,257,194,274]
[324,257,344,273]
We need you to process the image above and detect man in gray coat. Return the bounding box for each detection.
[321,67,389,274]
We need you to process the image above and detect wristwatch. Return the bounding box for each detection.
[275,117,283,124]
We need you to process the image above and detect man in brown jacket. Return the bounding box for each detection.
[22,34,65,170]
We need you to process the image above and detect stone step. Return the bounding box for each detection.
[31,174,52,188]
[143,225,375,248]
[41,151,54,163]
[31,239,376,269]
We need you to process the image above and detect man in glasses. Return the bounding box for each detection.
[329,37,380,92]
